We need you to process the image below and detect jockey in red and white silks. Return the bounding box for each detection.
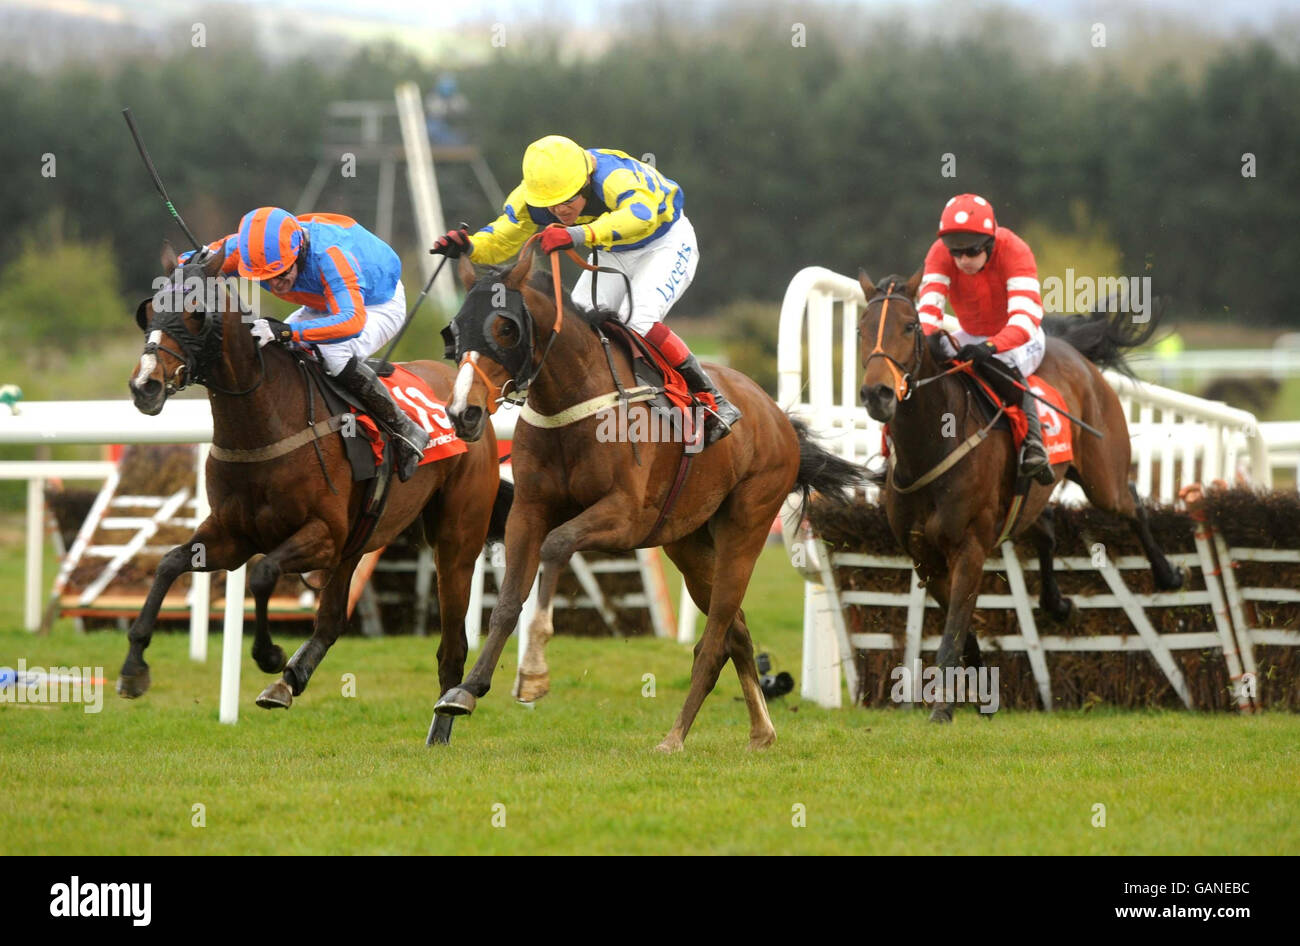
[916,194,1054,485]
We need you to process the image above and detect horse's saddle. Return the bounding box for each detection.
[288,352,399,560]
[288,353,396,484]
[586,317,705,435]
[961,368,1016,435]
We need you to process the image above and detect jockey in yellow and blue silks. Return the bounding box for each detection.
[180,207,430,480]
[432,135,741,446]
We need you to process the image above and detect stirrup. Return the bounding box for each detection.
[699,399,740,446]
[1019,446,1055,485]
[393,437,426,481]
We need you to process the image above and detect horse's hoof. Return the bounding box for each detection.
[748,730,777,751]
[426,714,453,746]
[513,669,550,704]
[256,679,293,710]
[655,738,684,754]
[1046,596,1076,624]
[435,687,476,717]
[1158,565,1186,592]
[928,706,953,724]
[116,668,150,699]
[254,645,287,674]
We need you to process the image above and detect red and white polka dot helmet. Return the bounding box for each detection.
[938,194,997,248]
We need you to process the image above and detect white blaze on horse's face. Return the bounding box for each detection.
[451,352,478,416]
[134,331,164,387]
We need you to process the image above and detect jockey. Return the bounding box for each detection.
[179,208,430,481]
[916,194,1055,486]
[431,134,742,446]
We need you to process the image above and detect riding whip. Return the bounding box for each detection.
[383,222,468,362]
[978,360,1104,439]
[121,107,202,252]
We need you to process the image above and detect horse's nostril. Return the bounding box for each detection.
[462,406,483,428]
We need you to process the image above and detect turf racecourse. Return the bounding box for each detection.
[2,545,1297,856]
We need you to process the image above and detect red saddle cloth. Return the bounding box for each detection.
[1008,374,1074,465]
[352,364,467,468]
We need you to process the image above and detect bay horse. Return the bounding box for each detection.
[857,271,1184,722]
[121,243,509,745]
[431,249,865,751]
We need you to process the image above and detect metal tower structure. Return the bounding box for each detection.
[296,82,505,312]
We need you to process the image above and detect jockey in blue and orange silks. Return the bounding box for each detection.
[431,134,742,446]
[916,193,1055,485]
[179,207,430,480]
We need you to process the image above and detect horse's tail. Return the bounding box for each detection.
[790,416,866,515]
[1041,297,1165,378]
[488,478,514,542]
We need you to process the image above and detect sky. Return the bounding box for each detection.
[2,0,1295,71]
[6,0,1297,35]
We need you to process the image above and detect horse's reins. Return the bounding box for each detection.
[863,281,1004,493]
[462,226,634,415]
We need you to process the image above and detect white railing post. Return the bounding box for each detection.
[218,565,246,724]
[189,443,210,662]
[25,476,44,632]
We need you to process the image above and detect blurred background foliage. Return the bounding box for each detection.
[0,0,1296,364]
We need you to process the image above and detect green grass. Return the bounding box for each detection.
[2,543,1297,855]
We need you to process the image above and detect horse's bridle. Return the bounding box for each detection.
[135,262,265,397]
[862,280,925,402]
[442,229,633,414]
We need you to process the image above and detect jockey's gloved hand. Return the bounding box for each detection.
[250,317,293,348]
[540,226,585,254]
[956,341,997,365]
[430,228,472,258]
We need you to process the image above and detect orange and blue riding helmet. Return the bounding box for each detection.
[236,207,304,280]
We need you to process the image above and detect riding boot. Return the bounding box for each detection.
[675,354,742,447]
[336,356,430,482]
[1014,378,1056,486]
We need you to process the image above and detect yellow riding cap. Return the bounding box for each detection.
[521,135,595,207]
[472,147,684,263]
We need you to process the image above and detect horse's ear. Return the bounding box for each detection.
[202,244,226,278]
[858,269,876,300]
[458,254,476,292]
[160,240,178,274]
[905,267,923,301]
[506,249,534,290]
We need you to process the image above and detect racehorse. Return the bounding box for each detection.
[857,271,1184,722]
[431,248,865,751]
[122,243,509,745]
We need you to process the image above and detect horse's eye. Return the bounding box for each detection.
[903,321,916,335]
[493,317,519,349]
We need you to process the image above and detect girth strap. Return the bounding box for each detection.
[888,407,1004,494]
[520,386,658,429]
[209,413,349,463]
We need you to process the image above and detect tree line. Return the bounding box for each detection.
[0,6,1296,337]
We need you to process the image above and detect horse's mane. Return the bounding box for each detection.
[1042,298,1164,378]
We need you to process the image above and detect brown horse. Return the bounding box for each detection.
[121,244,509,744]
[429,251,864,751]
[857,271,1183,722]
